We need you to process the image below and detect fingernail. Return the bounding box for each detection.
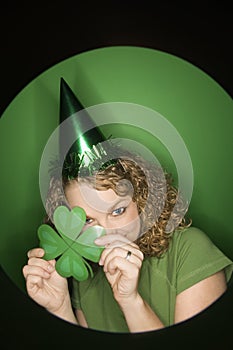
[94,238,102,245]
[47,264,54,271]
[39,249,44,256]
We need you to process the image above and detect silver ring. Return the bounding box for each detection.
[125,251,132,261]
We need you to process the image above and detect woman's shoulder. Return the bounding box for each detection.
[170,225,232,273]
[171,225,214,248]
[162,225,228,267]
[142,225,233,290]
[174,225,209,237]
[171,226,233,291]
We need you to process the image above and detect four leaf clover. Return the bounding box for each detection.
[38,206,106,281]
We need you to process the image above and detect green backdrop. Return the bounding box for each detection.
[0,46,232,292]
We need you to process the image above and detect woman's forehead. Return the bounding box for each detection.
[66,182,132,213]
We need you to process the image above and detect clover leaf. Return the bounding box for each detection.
[38,206,105,281]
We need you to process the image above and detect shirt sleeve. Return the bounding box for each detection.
[175,227,233,294]
[71,278,81,310]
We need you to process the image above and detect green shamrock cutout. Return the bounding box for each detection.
[37,206,106,281]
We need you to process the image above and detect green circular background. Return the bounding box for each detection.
[0,46,232,292]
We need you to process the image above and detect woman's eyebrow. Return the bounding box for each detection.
[107,198,130,213]
[85,198,131,219]
[84,201,125,220]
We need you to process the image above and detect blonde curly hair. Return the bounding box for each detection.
[44,151,191,258]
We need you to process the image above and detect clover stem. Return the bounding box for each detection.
[83,259,94,278]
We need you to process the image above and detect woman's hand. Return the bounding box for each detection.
[95,235,164,332]
[95,234,144,308]
[22,248,70,314]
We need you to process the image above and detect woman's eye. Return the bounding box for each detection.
[85,218,93,225]
[112,207,126,216]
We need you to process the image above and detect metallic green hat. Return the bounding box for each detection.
[59,78,106,159]
[59,78,118,179]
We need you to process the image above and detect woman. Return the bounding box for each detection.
[22,79,233,333]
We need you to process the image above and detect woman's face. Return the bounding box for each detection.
[65,181,141,242]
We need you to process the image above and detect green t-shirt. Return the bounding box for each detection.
[71,227,233,332]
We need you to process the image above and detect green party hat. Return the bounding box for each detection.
[60,78,106,158]
[59,78,119,179]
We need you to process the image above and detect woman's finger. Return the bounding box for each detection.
[26,274,44,291]
[28,257,55,272]
[102,246,143,271]
[105,256,139,277]
[95,233,134,247]
[96,233,142,256]
[22,265,51,280]
[27,248,45,259]
[99,241,143,265]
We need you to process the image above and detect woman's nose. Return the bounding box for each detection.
[95,217,118,235]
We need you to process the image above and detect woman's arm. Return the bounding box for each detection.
[95,234,228,333]
[118,293,164,332]
[50,293,78,324]
[75,309,89,328]
[23,248,79,325]
[120,270,227,332]
[95,234,165,332]
[174,270,227,323]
